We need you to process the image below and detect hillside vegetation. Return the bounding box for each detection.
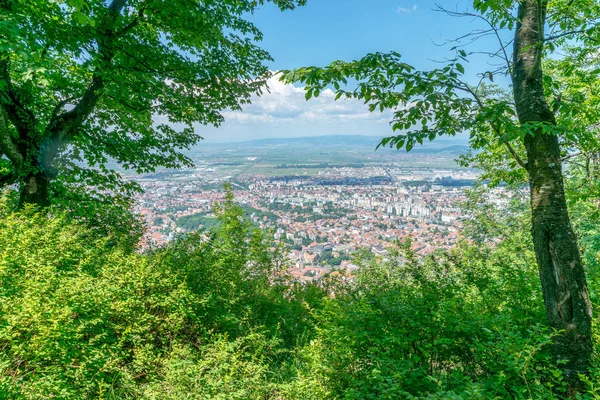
[1,188,599,399]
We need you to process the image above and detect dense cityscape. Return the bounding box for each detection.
[130,136,509,282]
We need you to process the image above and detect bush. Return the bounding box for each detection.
[289,238,560,399]
[0,188,596,399]
[0,194,321,399]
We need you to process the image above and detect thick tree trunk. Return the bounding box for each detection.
[18,172,50,208]
[513,0,593,394]
[525,133,593,389]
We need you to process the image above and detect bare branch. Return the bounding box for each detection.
[544,25,600,43]
[562,152,582,162]
[434,4,514,78]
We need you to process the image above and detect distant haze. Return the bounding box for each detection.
[196,134,469,147]
[190,135,471,157]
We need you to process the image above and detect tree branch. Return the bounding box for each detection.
[503,140,528,169]
[115,5,145,37]
[434,5,513,77]
[544,25,600,43]
[0,58,36,138]
[0,108,23,168]
[49,96,78,122]
[461,82,529,170]
[46,0,129,141]
[0,170,16,186]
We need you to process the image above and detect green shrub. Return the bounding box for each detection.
[0,189,597,399]
[0,195,320,399]
[289,241,560,399]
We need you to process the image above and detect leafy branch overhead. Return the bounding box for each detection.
[0,0,305,208]
[280,51,528,170]
[281,0,600,176]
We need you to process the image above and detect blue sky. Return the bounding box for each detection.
[198,0,503,143]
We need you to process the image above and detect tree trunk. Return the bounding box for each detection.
[18,172,50,208]
[513,0,593,394]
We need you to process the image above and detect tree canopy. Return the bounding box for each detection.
[0,0,304,211]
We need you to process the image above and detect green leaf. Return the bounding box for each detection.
[67,0,84,11]
[73,11,87,24]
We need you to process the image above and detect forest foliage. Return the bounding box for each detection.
[1,185,599,399]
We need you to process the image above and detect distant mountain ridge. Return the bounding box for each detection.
[235,135,381,146]
[210,134,470,148]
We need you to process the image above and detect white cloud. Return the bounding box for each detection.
[397,4,417,13]
[222,74,391,126]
